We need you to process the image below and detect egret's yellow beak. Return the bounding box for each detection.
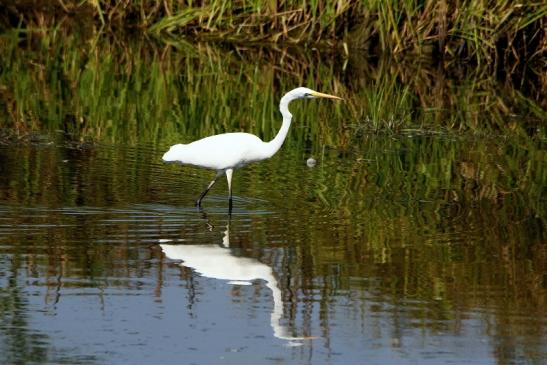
[311,91,343,100]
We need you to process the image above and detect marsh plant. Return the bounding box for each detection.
[1,0,545,66]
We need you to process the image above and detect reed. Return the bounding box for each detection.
[0,32,544,147]
[0,0,545,67]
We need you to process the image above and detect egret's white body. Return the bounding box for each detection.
[163,132,270,171]
[162,87,341,208]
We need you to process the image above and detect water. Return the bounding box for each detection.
[0,132,544,364]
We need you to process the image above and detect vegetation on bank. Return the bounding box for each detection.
[0,32,544,143]
[0,1,545,141]
[0,0,545,66]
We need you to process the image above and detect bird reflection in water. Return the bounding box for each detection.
[159,222,314,342]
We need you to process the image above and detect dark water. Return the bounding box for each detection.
[0,133,544,364]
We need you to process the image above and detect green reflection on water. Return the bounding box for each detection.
[0,133,544,363]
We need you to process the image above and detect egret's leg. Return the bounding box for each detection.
[196,171,222,206]
[226,169,234,211]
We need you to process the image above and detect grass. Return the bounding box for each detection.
[0,30,545,147]
[0,0,545,70]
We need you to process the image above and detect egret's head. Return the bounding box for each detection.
[288,87,343,100]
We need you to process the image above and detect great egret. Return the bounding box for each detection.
[162,87,342,208]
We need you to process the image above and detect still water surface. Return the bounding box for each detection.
[0,133,544,364]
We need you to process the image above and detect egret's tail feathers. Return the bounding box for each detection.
[162,144,187,162]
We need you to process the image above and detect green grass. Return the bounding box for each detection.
[1,0,545,70]
[0,30,545,148]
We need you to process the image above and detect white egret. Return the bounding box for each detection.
[162,87,342,208]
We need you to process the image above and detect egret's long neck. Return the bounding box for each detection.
[264,94,293,158]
